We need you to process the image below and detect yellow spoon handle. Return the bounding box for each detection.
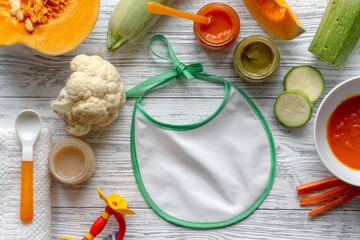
[20,161,33,223]
[147,1,211,25]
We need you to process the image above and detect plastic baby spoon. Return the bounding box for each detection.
[147,1,211,25]
[15,109,42,223]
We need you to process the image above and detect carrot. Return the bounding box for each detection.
[299,184,354,205]
[308,187,360,216]
[296,177,345,195]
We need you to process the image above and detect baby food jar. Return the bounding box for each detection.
[48,138,96,184]
[233,35,280,83]
[194,3,240,50]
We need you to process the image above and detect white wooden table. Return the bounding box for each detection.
[1,0,360,239]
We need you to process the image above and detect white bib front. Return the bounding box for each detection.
[127,35,276,228]
[130,79,276,228]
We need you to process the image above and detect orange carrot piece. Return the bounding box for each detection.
[296,177,345,195]
[308,187,360,216]
[300,184,354,205]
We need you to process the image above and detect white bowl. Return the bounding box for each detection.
[314,76,360,186]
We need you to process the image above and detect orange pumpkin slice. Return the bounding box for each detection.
[0,0,100,55]
[243,0,305,40]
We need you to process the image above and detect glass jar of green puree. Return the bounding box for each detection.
[233,35,280,83]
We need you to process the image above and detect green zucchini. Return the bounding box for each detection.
[274,90,313,128]
[107,0,173,52]
[308,0,360,70]
[284,65,324,102]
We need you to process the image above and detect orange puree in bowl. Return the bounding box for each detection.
[200,9,233,42]
[327,95,360,170]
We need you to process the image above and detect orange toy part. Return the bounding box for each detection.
[243,0,305,40]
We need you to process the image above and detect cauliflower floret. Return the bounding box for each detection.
[51,55,126,136]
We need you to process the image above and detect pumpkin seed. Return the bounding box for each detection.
[25,19,35,32]
[38,16,48,24]
[16,10,24,22]
[9,9,17,16]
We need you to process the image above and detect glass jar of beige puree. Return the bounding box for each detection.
[233,35,280,83]
[48,138,96,184]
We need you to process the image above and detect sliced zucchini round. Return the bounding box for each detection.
[274,90,313,128]
[284,65,324,102]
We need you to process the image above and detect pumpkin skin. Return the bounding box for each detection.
[0,0,100,55]
[243,0,305,40]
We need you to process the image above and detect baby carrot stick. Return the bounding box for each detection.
[300,184,354,205]
[308,187,360,216]
[296,177,345,195]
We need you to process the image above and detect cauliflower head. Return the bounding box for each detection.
[51,55,126,136]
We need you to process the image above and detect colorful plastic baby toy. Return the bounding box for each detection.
[60,187,135,240]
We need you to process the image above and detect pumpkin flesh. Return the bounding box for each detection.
[0,0,100,55]
[243,0,305,40]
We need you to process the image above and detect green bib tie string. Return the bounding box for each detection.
[125,35,203,98]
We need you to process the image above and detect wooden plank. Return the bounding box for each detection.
[0,0,354,99]
[2,0,360,239]
[52,208,360,240]
[1,98,360,211]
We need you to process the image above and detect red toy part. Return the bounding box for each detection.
[82,205,126,240]
[83,206,112,240]
[112,210,126,240]
[59,187,134,240]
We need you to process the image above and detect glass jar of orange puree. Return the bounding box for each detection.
[193,3,240,50]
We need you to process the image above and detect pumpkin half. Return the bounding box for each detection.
[243,0,305,40]
[0,0,100,55]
